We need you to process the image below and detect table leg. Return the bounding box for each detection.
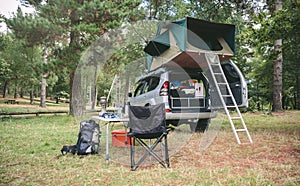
[106,123,109,165]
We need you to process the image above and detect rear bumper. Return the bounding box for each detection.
[166,110,217,120]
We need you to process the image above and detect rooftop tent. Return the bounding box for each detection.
[144,17,236,71]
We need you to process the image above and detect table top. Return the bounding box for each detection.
[92,116,129,122]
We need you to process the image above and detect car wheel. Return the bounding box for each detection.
[189,119,211,133]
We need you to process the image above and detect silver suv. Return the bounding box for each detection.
[128,60,248,132]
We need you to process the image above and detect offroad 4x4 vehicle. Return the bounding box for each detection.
[127,17,248,132]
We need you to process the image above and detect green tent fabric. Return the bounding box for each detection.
[186,17,235,52]
[144,17,236,71]
[143,30,170,56]
[169,18,187,51]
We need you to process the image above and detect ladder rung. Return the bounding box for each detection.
[222,95,231,97]
[226,105,236,108]
[211,106,224,110]
[217,83,227,85]
[210,63,219,66]
[235,129,247,132]
[213,73,223,75]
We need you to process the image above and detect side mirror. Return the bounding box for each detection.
[128,92,132,97]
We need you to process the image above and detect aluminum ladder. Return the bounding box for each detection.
[205,53,253,144]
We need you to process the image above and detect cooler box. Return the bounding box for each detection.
[111,130,132,147]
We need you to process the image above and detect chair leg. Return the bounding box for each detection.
[137,136,167,168]
[159,136,169,167]
[130,134,170,171]
[164,135,170,168]
[130,137,136,171]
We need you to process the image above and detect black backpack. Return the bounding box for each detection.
[61,120,100,155]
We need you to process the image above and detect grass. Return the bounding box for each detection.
[0,97,69,113]
[0,110,299,185]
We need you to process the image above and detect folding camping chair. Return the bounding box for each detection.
[127,103,170,171]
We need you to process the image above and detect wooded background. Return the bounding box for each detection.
[0,0,299,115]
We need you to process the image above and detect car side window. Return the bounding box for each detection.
[142,78,150,94]
[134,81,146,97]
[222,64,240,83]
[134,76,160,96]
[147,77,160,92]
[223,64,238,78]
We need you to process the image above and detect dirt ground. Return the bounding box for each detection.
[171,119,300,184]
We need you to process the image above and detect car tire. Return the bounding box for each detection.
[190,119,210,132]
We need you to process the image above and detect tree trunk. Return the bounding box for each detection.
[272,0,283,112]
[20,87,24,98]
[30,86,34,104]
[2,81,8,98]
[69,3,83,116]
[70,70,84,116]
[69,72,74,115]
[14,81,18,99]
[40,47,47,108]
[122,73,130,114]
[91,50,98,110]
[123,75,130,106]
[297,76,300,110]
[91,82,97,110]
[116,79,121,113]
[40,74,47,107]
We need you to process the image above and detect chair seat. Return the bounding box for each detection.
[128,131,167,139]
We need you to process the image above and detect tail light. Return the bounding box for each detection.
[159,81,169,96]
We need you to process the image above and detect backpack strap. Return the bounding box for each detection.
[61,145,77,155]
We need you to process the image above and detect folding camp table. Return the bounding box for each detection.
[92,116,129,165]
